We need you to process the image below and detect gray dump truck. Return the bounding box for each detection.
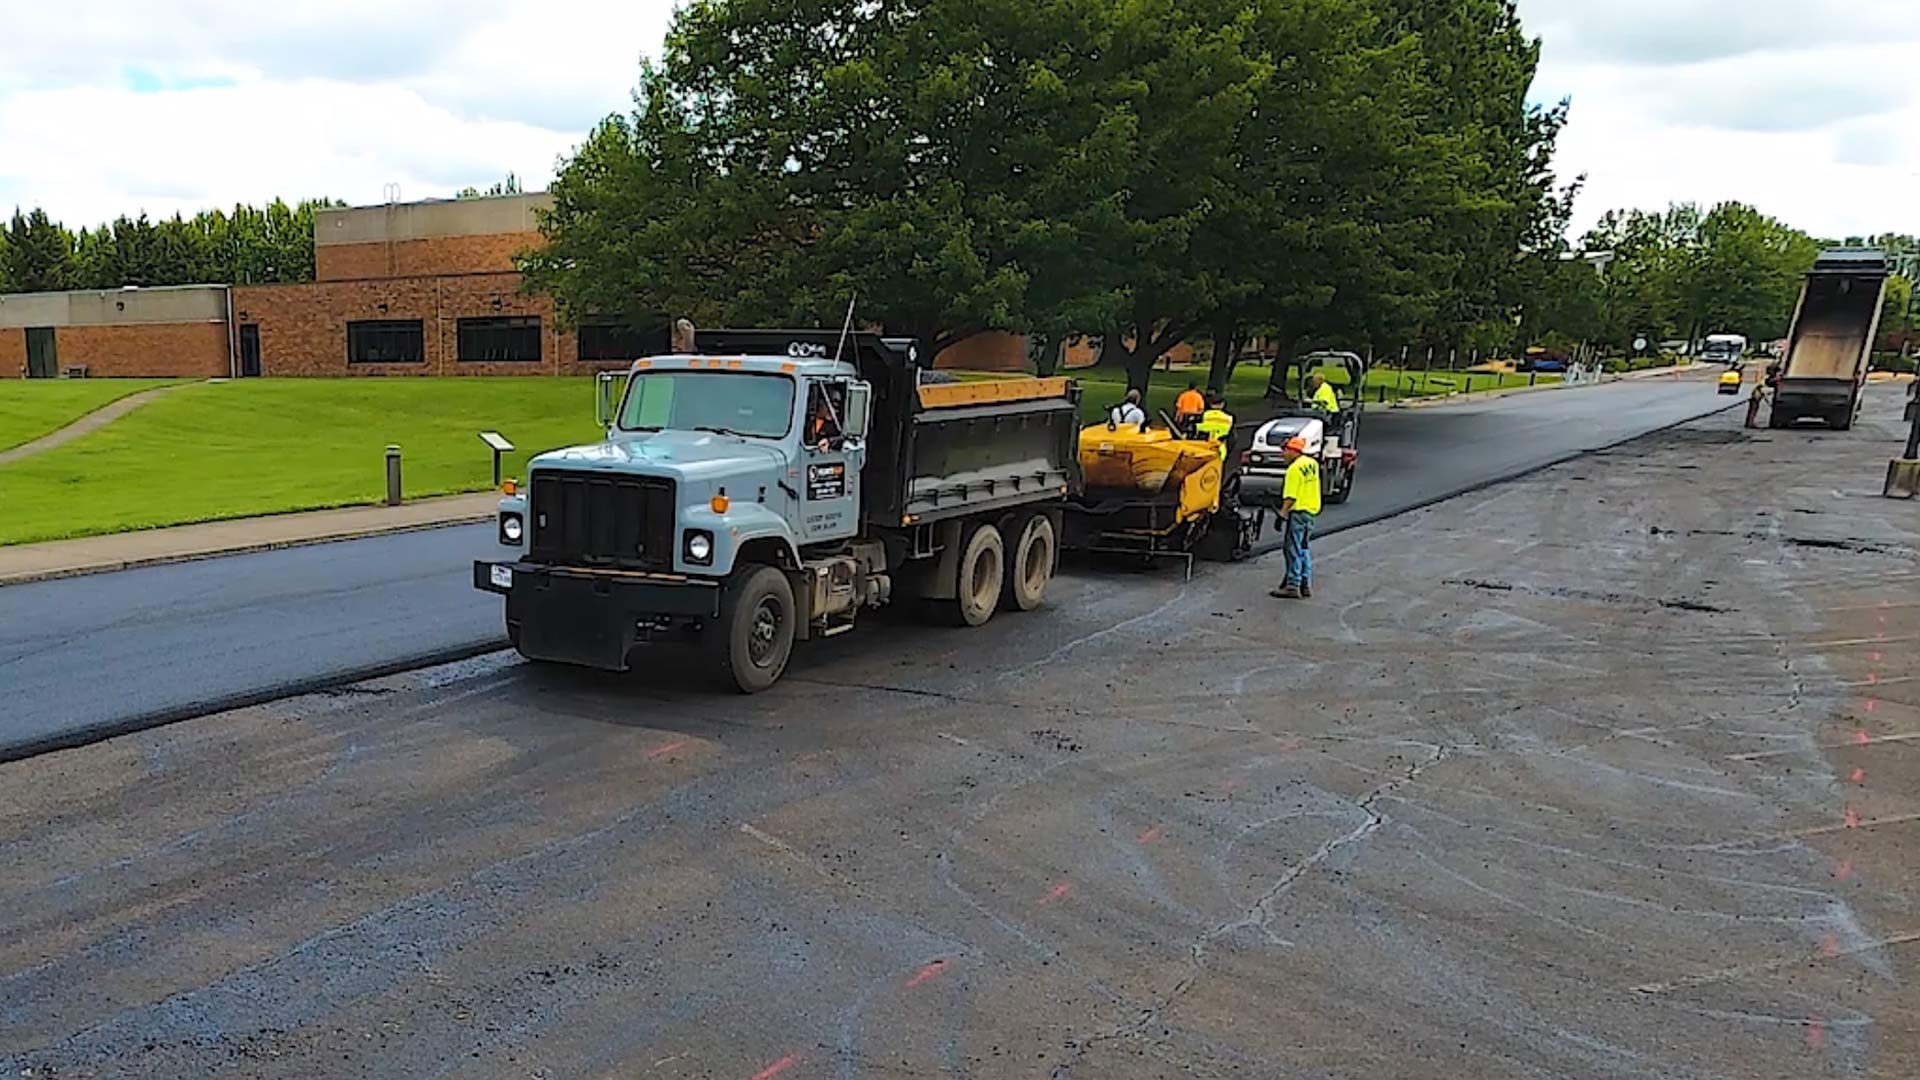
[475,328,1079,691]
[1772,249,1890,430]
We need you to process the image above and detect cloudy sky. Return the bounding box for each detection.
[1,1,1915,241]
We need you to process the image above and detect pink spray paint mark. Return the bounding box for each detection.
[1854,729,1872,746]
[1863,698,1878,714]
[1835,860,1853,881]
[1820,933,1839,959]
[1866,672,1880,686]
[749,1054,797,1080]
[904,959,949,988]
[647,739,690,760]
[1137,824,1163,844]
[1038,881,1072,906]
[1850,767,1866,784]
[1806,1019,1826,1051]
[1843,807,1861,829]
[1868,651,1884,663]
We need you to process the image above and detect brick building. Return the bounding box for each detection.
[2,190,1060,378]
[0,285,233,378]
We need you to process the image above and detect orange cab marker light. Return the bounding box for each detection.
[728,359,743,369]
[711,492,731,513]
[635,360,652,369]
[502,478,517,496]
[781,362,796,373]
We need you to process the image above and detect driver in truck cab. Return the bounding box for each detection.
[807,381,846,451]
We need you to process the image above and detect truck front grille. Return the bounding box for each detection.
[529,471,676,570]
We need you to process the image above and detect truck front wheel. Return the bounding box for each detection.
[952,522,1005,626]
[1005,513,1056,612]
[715,565,796,693]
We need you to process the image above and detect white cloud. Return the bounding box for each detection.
[1519,0,1920,239]
[0,0,673,224]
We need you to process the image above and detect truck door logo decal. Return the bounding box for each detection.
[807,462,846,500]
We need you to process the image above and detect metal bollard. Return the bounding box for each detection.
[385,445,402,506]
[1529,371,1537,386]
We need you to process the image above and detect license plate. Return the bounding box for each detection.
[489,564,514,590]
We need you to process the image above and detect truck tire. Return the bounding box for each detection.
[950,522,1005,627]
[1004,513,1056,612]
[1831,410,1853,431]
[715,565,796,693]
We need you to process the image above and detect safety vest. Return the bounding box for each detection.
[1311,383,1340,412]
[1196,408,1233,459]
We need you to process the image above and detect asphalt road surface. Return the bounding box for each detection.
[3,387,1911,1078]
[1,373,1733,757]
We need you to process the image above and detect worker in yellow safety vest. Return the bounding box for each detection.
[1306,373,1340,414]
[1268,436,1322,599]
[1195,392,1234,461]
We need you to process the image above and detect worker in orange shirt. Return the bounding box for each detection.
[1174,381,1206,432]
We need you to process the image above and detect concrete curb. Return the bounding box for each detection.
[0,511,494,588]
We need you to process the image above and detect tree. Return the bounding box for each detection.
[528,0,1578,399]
[458,173,523,199]
[2,209,77,293]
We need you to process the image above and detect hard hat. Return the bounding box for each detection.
[1284,437,1307,452]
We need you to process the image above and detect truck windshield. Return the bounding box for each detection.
[618,372,795,438]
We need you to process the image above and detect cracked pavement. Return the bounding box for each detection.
[1,385,1915,1079]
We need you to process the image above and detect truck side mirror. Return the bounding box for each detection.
[596,371,619,428]
[844,381,872,439]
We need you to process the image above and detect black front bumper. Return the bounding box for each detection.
[474,560,722,671]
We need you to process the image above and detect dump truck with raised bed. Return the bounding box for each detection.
[474,328,1079,692]
[1772,249,1890,430]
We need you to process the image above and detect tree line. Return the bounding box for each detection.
[1525,203,1916,358]
[521,0,1571,392]
[0,199,341,295]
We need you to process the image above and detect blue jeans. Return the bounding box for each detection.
[1282,512,1314,587]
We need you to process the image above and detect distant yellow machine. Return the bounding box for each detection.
[1718,369,1743,395]
[1063,421,1257,570]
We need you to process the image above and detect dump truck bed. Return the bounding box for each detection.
[898,377,1079,524]
[1783,250,1889,382]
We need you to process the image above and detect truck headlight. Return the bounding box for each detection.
[499,512,524,545]
[684,531,714,565]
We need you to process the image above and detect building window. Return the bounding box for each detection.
[347,319,425,364]
[577,317,661,362]
[458,316,542,362]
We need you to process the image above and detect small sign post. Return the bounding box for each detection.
[479,431,515,487]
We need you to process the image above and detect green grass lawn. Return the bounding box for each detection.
[0,378,607,545]
[0,379,187,452]
[1063,362,1559,424]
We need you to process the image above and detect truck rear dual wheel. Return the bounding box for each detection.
[951,522,1006,627]
[1004,513,1056,612]
[715,565,795,693]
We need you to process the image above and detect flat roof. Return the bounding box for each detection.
[316,192,552,246]
[0,284,229,328]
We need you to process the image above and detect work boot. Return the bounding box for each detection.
[1300,583,1312,598]
[1269,585,1302,599]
